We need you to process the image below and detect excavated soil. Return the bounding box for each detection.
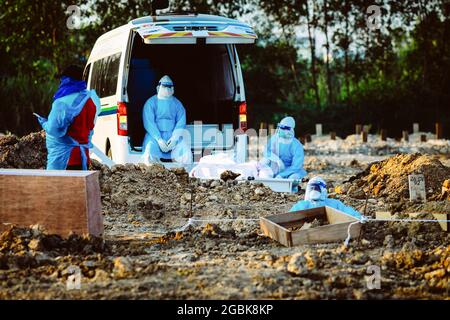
[0,132,449,299]
[335,154,450,202]
[91,160,296,238]
[0,131,47,169]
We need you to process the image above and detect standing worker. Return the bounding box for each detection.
[290,177,362,218]
[259,116,307,179]
[142,75,192,164]
[36,65,100,170]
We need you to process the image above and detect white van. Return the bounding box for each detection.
[83,13,257,165]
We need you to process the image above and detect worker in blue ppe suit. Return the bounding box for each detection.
[290,177,362,219]
[36,65,100,170]
[259,116,306,179]
[142,75,192,164]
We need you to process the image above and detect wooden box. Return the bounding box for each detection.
[0,169,103,237]
[260,206,361,246]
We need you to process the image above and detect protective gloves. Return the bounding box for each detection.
[166,137,178,151]
[35,114,47,127]
[167,129,183,151]
[275,158,285,171]
[157,138,169,153]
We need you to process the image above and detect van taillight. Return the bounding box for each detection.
[239,102,247,131]
[117,102,128,136]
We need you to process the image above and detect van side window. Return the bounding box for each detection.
[91,53,121,98]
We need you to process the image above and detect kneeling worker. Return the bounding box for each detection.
[142,75,192,164]
[290,177,362,218]
[259,116,306,180]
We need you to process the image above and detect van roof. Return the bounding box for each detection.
[90,14,256,60]
[96,13,253,42]
[130,13,246,26]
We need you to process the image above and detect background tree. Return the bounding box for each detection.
[0,0,449,137]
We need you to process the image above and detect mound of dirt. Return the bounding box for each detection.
[381,246,449,292]
[90,160,297,235]
[96,162,190,220]
[0,225,108,270]
[338,154,450,201]
[0,131,46,169]
[438,179,450,200]
[220,170,241,181]
[360,212,449,249]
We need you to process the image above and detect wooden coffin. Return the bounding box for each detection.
[0,169,103,237]
[260,206,361,246]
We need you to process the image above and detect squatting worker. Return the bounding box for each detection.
[142,75,192,164]
[36,65,100,170]
[290,177,362,218]
[258,116,307,179]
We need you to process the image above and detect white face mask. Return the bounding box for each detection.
[279,129,294,139]
[278,129,294,144]
[157,86,174,99]
[309,190,321,201]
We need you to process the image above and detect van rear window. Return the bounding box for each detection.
[90,53,121,98]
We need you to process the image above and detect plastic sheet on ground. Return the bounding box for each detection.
[189,152,273,179]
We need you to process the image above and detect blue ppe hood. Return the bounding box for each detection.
[40,90,100,170]
[53,76,87,101]
[264,135,307,179]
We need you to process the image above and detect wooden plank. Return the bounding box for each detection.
[260,217,292,247]
[305,134,312,143]
[380,129,387,141]
[330,131,336,140]
[326,206,358,224]
[291,221,361,245]
[402,130,409,142]
[265,207,325,225]
[361,131,368,143]
[0,169,95,177]
[85,172,103,236]
[0,169,103,237]
[432,213,448,232]
[375,211,392,220]
[435,122,443,140]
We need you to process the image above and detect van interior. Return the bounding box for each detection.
[127,33,238,149]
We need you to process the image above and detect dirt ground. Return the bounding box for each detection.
[0,132,449,299]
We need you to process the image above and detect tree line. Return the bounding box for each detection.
[0,0,449,137]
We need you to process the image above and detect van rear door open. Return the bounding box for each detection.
[126,19,256,151]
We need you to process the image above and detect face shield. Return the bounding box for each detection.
[157,83,174,99]
[305,180,327,201]
[277,124,295,139]
[157,75,175,99]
